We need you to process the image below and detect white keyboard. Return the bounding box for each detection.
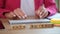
[9,19,50,24]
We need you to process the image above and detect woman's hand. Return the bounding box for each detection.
[5,11,16,19]
[36,6,49,19]
[5,8,27,19]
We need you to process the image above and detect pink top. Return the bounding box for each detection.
[0,0,57,18]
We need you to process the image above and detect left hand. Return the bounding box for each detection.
[35,6,49,19]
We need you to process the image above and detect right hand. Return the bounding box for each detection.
[5,8,27,19]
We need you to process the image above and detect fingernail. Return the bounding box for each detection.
[24,15,27,17]
[18,16,21,19]
[22,16,25,19]
[13,15,16,17]
[40,12,42,15]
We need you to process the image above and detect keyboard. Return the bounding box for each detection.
[9,19,50,24]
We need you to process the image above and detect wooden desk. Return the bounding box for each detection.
[0,17,60,34]
[1,19,60,29]
[0,27,60,34]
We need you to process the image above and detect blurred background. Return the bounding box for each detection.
[55,0,59,12]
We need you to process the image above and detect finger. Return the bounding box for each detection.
[5,13,14,19]
[39,9,45,19]
[39,9,44,16]
[38,8,44,19]
[39,5,47,18]
[42,11,48,18]
[16,9,27,18]
[36,10,40,15]
[14,9,21,19]
[38,6,43,11]
[14,9,27,19]
[10,12,16,17]
[41,7,48,18]
[37,6,43,15]
[35,5,43,16]
[41,11,48,18]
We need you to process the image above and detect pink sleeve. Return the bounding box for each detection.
[44,0,58,16]
[0,0,10,18]
[0,9,10,18]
